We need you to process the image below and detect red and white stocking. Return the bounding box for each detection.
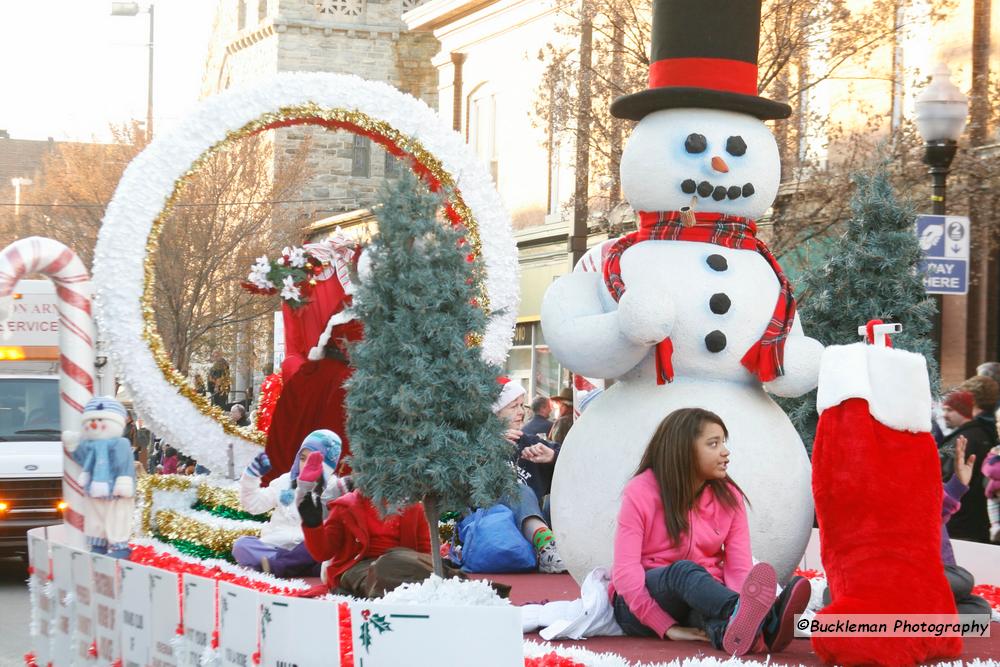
[811,339,962,666]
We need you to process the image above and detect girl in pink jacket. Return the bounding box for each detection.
[611,408,811,656]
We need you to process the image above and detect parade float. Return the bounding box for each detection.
[11,1,1000,665]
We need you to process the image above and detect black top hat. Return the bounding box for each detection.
[610,0,791,121]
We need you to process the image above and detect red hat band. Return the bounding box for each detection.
[648,58,758,96]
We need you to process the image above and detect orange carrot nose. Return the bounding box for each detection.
[711,156,729,173]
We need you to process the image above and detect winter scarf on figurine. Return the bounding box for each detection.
[604,211,795,384]
[64,396,136,558]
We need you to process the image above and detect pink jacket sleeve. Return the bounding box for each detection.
[612,486,676,637]
[721,496,753,593]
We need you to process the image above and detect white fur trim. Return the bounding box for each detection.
[492,381,526,413]
[92,72,517,474]
[306,310,356,361]
[89,480,111,499]
[816,343,931,433]
[112,476,135,498]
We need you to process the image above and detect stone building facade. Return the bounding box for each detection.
[201,0,439,220]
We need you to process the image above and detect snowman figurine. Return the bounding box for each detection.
[63,396,136,558]
[541,0,823,582]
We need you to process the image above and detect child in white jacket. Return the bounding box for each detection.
[232,429,351,577]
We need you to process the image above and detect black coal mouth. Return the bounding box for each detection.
[681,179,755,201]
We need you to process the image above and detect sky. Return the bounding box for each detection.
[0,0,217,142]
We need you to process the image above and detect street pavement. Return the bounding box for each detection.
[0,556,32,667]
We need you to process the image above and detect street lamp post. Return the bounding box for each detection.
[914,63,969,366]
[111,2,155,141]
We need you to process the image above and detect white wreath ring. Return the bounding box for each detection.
[93,72,519,474]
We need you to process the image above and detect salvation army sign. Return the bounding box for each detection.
[0,278,60,346]
[916,214,969,295]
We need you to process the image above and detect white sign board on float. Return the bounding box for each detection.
[28,533,52,667]
[150,569,182,667]
[92,553,121,663]
[258,593,339,666]
[183,574,219,665]
[219,581,260,667]
[347,602,523,667]
[119,561,153,667]
[50,544,75,666]
[0,278,60,346]
[70,547,95,664]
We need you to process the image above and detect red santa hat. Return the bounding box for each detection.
[492,377,526,413]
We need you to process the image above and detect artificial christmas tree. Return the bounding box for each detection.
[346,172,516,577]
[780,165,939,450]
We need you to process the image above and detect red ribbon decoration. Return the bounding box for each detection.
[128,544,308,596]
[338,601,355,667]
[524,654,587,667]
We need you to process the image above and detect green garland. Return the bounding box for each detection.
[191,500,270,523]
[153,534,235,563]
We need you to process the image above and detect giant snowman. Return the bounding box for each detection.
[541,0,823,583]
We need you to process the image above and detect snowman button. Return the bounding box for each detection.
[706,254,728,271]
[705,330,727,353]
[709,293,731,314]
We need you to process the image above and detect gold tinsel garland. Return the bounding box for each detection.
[137,475,263,535]
[154,508,261,555]
[139,104,490,446]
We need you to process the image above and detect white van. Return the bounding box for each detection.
[0,280,65,556]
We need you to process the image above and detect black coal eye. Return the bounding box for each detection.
[685,133,707,154]
[726,136,747,156]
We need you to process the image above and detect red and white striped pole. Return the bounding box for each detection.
[0,237,95,539]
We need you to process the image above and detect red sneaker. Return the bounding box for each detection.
[722,562,777,656]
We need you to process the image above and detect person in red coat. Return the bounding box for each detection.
[297,486,436,598]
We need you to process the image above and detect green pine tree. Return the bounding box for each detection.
[346,171,516,576]
[778,165,939,451]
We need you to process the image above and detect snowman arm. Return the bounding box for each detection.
[541,272,654,379]
[762,314,824,398]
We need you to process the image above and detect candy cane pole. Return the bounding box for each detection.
[0,237,95,539]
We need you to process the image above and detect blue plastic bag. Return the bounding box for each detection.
[453,504,537,573]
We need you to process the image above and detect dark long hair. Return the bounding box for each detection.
[635,408,747,546]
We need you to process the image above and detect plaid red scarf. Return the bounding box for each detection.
[603,211,796,385]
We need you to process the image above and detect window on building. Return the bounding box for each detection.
[352,135,371,177]
[504,322,568,400]
[384,149,401,178]
[258,0,268,21]
[237,0,247,30]
[468,87,498,185]
[315,0,363,17]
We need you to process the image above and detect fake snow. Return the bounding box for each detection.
[381,574,510,607]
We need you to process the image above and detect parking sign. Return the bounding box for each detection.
[915,214,969,295]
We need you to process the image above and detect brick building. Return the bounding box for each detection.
[201,0,439,221]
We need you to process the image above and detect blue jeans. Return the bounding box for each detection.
[613,560,737,649]
[501,483,549,530]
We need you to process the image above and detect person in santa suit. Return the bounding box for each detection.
[262,320,363,484]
